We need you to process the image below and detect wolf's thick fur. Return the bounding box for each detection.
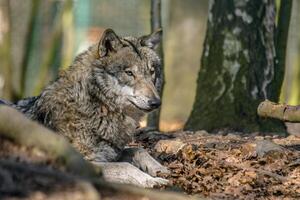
[2,29,168,187]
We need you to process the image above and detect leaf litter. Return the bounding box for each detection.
[136,130,300,199]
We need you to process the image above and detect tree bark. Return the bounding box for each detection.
[185,0,290,134]
[147,0,165,130]
[269,0,293,101]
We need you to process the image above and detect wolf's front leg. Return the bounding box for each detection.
[119,148,170,177]
[92,162,168,188]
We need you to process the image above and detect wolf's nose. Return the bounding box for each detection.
[148,98,161,109]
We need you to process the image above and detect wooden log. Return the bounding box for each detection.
[257,100,300,122]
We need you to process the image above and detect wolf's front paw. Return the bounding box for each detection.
[147,164,170,177]
[144,177,169,188]
[129,148,170,177]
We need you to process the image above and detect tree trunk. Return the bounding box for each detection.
[185,0,291,134]
[147,0,165,130]
[280,0,299,105]
[270,0,292,101]
[33,0,72,95]
[8,0,32,100]
[20,0,40,97]
[0,0,12,100]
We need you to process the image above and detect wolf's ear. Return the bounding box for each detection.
[98,29,123,58]
[139,29,162,49]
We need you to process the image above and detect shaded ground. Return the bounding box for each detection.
[136,130,300,199]
[0,106,194,200]
[0,136,194,200]
[0,136,99,200]
[1,130,300,199]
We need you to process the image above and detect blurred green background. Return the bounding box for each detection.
[0,0,299,131]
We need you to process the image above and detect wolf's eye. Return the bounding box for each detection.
[150,68,155,75]
[125,70,134,76]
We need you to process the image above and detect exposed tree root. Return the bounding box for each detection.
[0,105,100,178]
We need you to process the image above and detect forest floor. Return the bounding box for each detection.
[135,130,300,199]
[1,129,300,199]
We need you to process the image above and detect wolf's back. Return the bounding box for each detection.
[0,96,39,114]
[0,99,13,106]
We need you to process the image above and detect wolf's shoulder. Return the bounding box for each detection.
[0,97,38,114]
[15,96,39,107]
[0,99,12,106]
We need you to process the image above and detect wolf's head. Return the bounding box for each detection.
[89,29,162,113]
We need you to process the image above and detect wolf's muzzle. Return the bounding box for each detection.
[148,98,161,109]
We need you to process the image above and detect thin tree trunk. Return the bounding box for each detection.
[33,1,72,95]
[0,0,12,100]
[185,0,290,134]
[147,0,165,130]
[297,43,300,103]
[20,0,40,97]
[269,0,293,101]
[61,0,75,69]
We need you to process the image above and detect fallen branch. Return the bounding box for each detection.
[257,100,300,122]
[0,105,100,178]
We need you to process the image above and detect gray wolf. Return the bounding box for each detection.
[0,29,168,187]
